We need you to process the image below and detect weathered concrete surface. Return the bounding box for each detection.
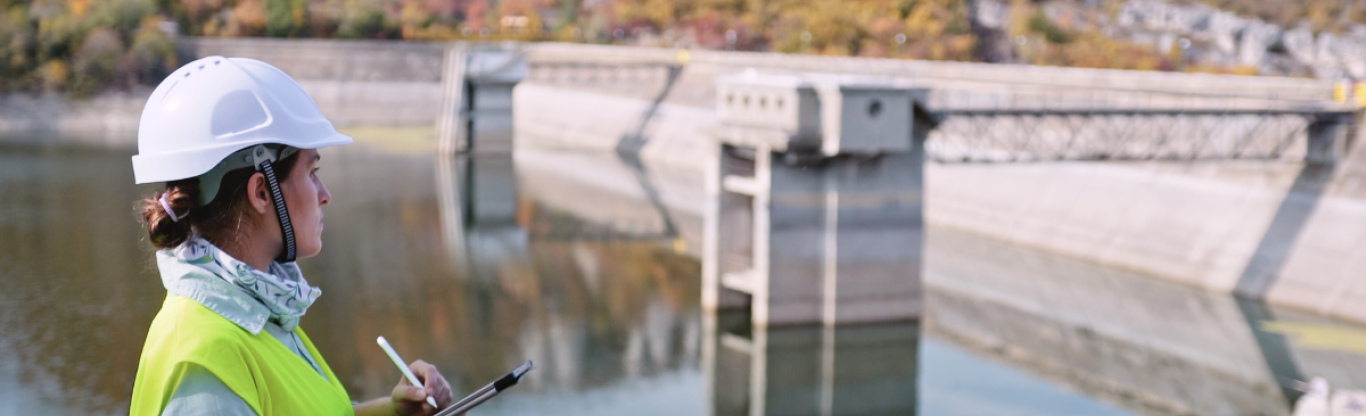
[0,38,451,141]
[510,43,1366,326]
[513,83,715,166]
[521,42,1339,110]
[928,160,1305,291]
[929,140,1366,323]
[178,37,450,127]
[513,43,1349,173]
[512,149,706,257]
[0,92,146,145]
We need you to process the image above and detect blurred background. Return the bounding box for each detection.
[5,1,1366,416]
[6,0,1366,93]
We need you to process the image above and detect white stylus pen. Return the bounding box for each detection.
[377,336,440,409]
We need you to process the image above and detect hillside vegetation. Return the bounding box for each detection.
[1,0,1361,96]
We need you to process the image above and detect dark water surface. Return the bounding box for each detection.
[3,141,1366,416]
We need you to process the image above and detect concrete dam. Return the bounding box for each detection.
[8,37,1366,416]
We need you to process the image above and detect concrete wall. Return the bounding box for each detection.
[521,42,1342,110]
[178,37,450,127]
[3,36,1363,323]
[509,44,1366,326]
[0,37,455,142]
[0,92,148,145]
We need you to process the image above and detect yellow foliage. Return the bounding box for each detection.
[403,23,462,40]
[614,0,680,28]
[399,0,430,36]
[66,0,88,17]
[1166,41,1182,64]
[554,24,582,42]
[232,0,266,35]
[929,43,945,60]
[1018,30,1166,71]
[1232,65,1259,76]
[1186,63,1234,74]
[41,59,67,91]
[904,3,946,39]
[1007,0,1034,39]
[202,17,220,36]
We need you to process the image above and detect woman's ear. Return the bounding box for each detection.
[246,171,272,215]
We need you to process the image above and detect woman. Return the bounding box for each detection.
[128,56,454,416]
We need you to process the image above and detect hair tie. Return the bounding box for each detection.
[160,192,188,222]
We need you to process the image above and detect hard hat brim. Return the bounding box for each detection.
[131,132,353,184]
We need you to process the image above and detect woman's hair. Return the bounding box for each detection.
[138,153,300,250]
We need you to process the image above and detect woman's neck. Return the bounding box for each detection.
[208,233,278,272]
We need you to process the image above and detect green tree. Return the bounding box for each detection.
[266,0,308,37]
[69,28,123,97]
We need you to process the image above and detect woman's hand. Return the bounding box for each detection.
[390,359,454,416]
[354,359,458,416]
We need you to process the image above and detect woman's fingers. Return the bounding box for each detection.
[409,359,455,407]
[390,383,431,416]
[391,384,426,402]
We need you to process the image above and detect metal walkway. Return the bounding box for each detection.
[927,108,1357,163]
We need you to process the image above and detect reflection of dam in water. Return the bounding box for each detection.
[470,136,1366,415]
[8,132,1366,415]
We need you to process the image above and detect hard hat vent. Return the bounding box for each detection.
[210,90,271,137]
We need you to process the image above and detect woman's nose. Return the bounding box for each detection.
[318,180,331,206]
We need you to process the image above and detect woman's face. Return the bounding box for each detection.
[280,149,330,258]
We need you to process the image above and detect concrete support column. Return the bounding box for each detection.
[702,75,930,328]
[1307,112,1354,166]
[761,151,923,326]
[436,43,469,155]
[436,43,525,155]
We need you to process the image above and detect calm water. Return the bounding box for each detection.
[3,140,1366,416]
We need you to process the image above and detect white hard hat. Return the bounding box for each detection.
[131,56,352,263]
[131,56,352,188]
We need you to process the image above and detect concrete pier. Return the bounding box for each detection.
[703,76,930,327]
[435,43,526,154]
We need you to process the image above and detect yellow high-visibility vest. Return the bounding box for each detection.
[130,295,353,416]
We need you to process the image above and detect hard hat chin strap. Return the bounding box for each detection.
[251,145,297,263]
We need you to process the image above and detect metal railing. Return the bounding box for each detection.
[926,109,1356,163]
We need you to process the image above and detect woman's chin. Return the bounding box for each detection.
[296,241,323,259]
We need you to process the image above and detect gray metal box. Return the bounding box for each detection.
[818,86,914,155]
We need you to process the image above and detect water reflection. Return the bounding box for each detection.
[705,312,918,416]
[299,145,705,403]
[9,139,1366,416]
[923,227,1292,415]
[0,145,164,415]
[0,142,705,415]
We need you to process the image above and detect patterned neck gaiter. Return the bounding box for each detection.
[172,235,321,331]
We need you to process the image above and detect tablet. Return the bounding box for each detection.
[435,361,533,416]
